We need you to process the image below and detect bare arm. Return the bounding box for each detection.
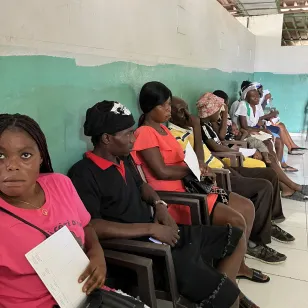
[139,147,190,180]
[91,218,180,247]
[239,128,249,141]
[192,120,205,162]
[84,224,104,254]
[239,116,261,132]
[204,138,237,153]
[211,108,228,141]
[140,182,160,204]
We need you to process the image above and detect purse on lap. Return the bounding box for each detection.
[0,206,145,308]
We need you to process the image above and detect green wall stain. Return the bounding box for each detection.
[255,72,308,133]
[0,55,252,173]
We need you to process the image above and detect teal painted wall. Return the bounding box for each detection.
[254,72,308,133]
[0,55,253,173]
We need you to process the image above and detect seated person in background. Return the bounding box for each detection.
[69,100,256,308]
[0,114,107,308]
[197,92,266,168]
[231,85,308,202]
[212,90,271,165]
[131,82,271,295]
[232,82,295,171]
[230,123,271,165]
[248,82,306,156]
[169,96,292,264]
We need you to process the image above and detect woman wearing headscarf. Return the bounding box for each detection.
[232,83,298,172]
[198,92,266,168]
[232,85,308,202]
[255,84,307,156]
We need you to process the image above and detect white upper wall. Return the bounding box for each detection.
[0,0,255,72]
[238,14,308,74]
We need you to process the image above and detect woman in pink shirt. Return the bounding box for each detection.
[0,114,106,308]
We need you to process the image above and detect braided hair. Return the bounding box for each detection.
[0,114,54,173]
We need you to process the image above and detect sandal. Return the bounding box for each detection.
[301,185,308,196]
[288,151,304,155]
[240,295,259,308]
[237,269,270,283]
[282,165,298,172]
[282,191,308,202]
[291,147,307,151]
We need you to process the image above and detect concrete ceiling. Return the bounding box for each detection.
[217,1,308,45]
[217,1,308,16]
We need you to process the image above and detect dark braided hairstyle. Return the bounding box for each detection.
[0,114,54,173]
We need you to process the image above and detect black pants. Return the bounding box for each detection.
[230,167,284,245]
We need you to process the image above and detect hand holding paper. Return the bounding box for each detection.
[26,227,89,308]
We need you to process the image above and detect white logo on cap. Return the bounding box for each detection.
[111,102,131,116]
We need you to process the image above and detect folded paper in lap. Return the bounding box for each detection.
[239,148,256,157]
[26,226,88,308]
[250,131,272,141]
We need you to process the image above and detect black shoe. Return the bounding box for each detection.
[246,244,287,264]
[271,223,295,243]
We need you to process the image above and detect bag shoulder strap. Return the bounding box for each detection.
[245,102,251,117]
[0,206,50,238]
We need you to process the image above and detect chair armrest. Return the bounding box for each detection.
[104,249,157,308]
[156,192,202,225]
[101,239,180,305]
[157,191,209,225]
[211,168,232,192]
[212,152,237,167]
[102,239,171,256]
[212,152,244,167]
[222,140,248,148]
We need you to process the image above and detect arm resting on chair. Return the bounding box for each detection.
[212,168,232,192]
[222,140,248,148]
[212,152,244,167]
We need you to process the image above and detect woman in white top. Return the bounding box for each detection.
[231,85,308,202]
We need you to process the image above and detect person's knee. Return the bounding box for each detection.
[266,169,279,184]
[279,122,286,129]
[241,197,255,224]
[229,210,247,233]
[230,193,255,225]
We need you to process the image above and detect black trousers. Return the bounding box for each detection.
[230,167,284,245]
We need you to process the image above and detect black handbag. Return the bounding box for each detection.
[0,206,145,308]
[183,174,214,194]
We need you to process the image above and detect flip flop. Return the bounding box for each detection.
[282,191,308,202]
[282,165,298,172]
[301,185,308,196]
[291,147,308,151]
[240,295,259,308]
[237,269,270,283]
[288,151,304,155]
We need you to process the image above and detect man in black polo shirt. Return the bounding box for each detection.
[68,100,254,308]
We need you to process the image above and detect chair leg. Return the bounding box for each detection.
[136,264,157,308]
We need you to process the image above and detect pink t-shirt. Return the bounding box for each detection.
[0,173,91,308]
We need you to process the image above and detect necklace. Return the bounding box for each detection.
[0,195,48,216]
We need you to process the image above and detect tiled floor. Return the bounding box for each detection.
[159,136,308,308]
[240,137,308,307]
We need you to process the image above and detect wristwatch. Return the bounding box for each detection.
[154,200,168,208]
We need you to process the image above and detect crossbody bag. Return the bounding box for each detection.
[0,206,144,308]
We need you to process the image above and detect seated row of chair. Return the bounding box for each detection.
[0,80,306,308]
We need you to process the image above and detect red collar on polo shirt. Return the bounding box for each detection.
[86,151,126,180]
